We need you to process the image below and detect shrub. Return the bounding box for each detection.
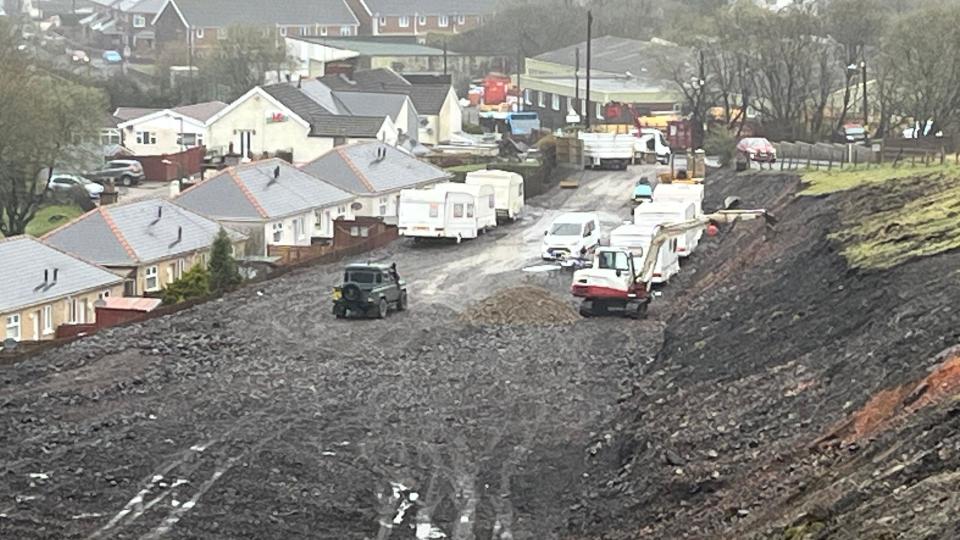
[704,128,737,166]
[462,122,484,135]
[161,264,210,305]
[66,185,97,212]
[209,228,241,294]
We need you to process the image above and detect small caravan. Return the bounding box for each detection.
[653,183,704,216]
[398,182,497,242]
[609,222,680,284]
[465,169,524,221]
[634,201,699,257]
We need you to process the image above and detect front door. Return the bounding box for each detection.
[33,310,40,340]
[238,130,254,157]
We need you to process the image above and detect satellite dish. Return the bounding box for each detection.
[350,202,363,211]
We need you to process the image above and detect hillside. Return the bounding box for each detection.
[567,166,960,538]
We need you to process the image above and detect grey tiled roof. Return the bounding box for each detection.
[533,36,684,81]
[264,81,397,137]
[168,0,359,28]
[307,115,387,137]
[0,236,123,313]
[364,0,495,16]
[44,199,245,267]
[172,101,228,122]
[113,107,159,121]
[319,69,452,114]
[300,141,450,195]
[176,159,355,220]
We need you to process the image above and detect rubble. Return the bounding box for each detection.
[459,286,580,325]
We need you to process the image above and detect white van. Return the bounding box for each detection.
[634,201,699,257]
[465,169,524,221]
[636,128,672,164]
[397,182,497,243]
[541,212,601,260]
[609,222,680,284]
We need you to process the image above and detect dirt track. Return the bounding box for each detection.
[0,165,670,539]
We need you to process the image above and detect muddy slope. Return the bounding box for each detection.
[568,170,960,539]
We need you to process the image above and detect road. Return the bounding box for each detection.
[1,165,668,539]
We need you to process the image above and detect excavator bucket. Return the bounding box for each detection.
[560,177,580,189]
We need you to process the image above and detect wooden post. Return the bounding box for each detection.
[806,147,812,169]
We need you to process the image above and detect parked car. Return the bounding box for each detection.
[736,137,777,163]
[70,50,90,64]
[102,50,122,63]
[86,160,145,186]
[332,263,408,319]
[47,173,104,200]
[541,212,602,260]
[632,177,653,204]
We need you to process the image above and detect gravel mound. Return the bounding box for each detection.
[460,286,580,325]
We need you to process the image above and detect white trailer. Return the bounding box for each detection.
[634,201,699,257]
[579,132,634,170]
[609,223,680,284]
[397,182,497,243]
[465,169,524,221]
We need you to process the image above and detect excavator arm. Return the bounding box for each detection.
[635,209,776,289]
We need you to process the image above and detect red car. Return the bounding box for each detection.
[736,137,777,163]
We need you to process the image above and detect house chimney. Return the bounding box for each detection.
[274,165,280,179]
[297,75,302,89]
[158,205,163,218]
[44,269,48,283]
[53,268,59,282]
[177,226,183,242]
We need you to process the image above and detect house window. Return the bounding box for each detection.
[537,91,545,108]
[98,290,111,300]
[418,15,427,25]
[136,131,156,145]
[379,16,386,26]
[551,93,560,111]
[132,14,146,28]
[217,27,228,39]
[320,26,328,36]
[379,196,388,216]
[299,26,310,36]
[145,265,159,291]
[167,262,176,283]
[177,259,185,278]
[177,132,203,147]
[272,222,284,242]
[350,226,369,237]
[195,28,204,39]
[100,129,121,145]
[337,205,346,216]
[279,26,287,37]
[340,26,352,36]
[453,203,464,218]
[5,314,20,341]
[42,305,53,335]
[199,252,207,267]
[523,89,531,105]
[457,15,465,24]
[399,16,410,27]
[439,15,449,27]
[466,203,474,218]
[68,298,86,324]
[596,102,603,119]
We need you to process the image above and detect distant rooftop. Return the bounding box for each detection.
[533,35,686,80]
[363,0,496,16]
[290,36,453,57]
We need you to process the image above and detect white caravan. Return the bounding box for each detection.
[634,201,699,257]
[609,222,680,284]
[397,182,497,243]
[653,183,704,216]
[465,169,525,221]
[541,212,602,260]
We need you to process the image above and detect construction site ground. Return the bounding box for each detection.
[4,164,960,539]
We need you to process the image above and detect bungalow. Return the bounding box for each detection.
[319,69,462,145]
[173,159,356,256]
[359,0,495,37]
[153,0,360,52]
[300,141,450,223]
[0,236,124,343]
[113,100,227,155]
[43,199,247,296]
[204,80,416,163]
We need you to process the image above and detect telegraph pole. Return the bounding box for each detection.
[574,47,580,112]
[585,10,593,129]
[861,59,869,139]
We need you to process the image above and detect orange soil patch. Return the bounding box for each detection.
[816,347,960,448]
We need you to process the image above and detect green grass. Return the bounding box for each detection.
[445,164,488,174]
[828,173,960,270]
[800,164,960,195]
[24,204,85,237]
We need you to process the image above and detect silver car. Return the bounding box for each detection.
[47,174,104,199]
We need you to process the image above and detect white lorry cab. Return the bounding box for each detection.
[609,222,680,284]
[465,169,524,221]
[541,212,602,260]
[398,182,497,243]
[636,128,672,164]
[634,201,699,257]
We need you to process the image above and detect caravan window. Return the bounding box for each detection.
[453,203,464,218]
[429,204,439,218]
[489,194,495,208]
[467,204,474,218]
[598,251,631,271]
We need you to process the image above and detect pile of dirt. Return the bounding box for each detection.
[459,286,580,325]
